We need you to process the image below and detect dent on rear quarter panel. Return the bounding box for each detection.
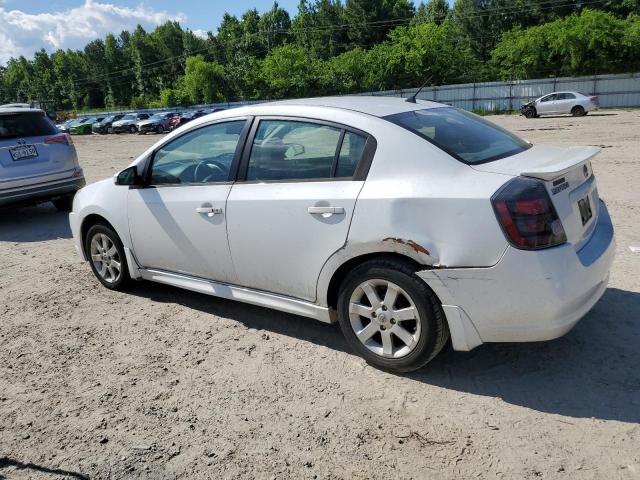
[315,126,511,307]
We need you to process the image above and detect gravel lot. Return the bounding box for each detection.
[1,110,639,480]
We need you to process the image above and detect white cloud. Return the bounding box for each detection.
[0,0,186,64]
[191,29,209,40]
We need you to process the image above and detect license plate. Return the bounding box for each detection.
[9,144,38,161]
[578,195,593,226]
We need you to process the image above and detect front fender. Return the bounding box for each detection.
[70,179,132,259]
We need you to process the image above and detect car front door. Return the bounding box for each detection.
[536,94,557,114]
[226,118,375,301]
[128,118,250,282]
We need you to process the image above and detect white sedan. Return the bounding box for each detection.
[69,97,615,372]
[521,91,598,118]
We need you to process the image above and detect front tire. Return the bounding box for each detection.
[156,125,164,134]
[524,107,537,119]
[337,258,449,372]
[85,223,131,290]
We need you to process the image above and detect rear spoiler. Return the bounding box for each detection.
[520,146,600,181]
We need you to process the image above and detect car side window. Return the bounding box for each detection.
[558,93,575,100]
[336,131,367,178]
[540,94,557,102]
[246,120,342,181]
[150,120,246,185]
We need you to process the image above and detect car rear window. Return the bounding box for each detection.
[0,112,57,140]
[385,107,531,164]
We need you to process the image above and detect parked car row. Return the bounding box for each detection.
[55,108,227,136]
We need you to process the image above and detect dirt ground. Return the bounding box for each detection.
[1,110,639,480]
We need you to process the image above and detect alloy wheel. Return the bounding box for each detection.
[348,279,421,359]
[90,233,122,284]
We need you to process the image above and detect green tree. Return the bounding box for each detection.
[181,55,226,103]
[343,0,415,49]
[491,10,640,78]
[259,44,322,98]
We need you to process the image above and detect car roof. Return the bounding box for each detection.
[267,96,444,117]
[541,91,581,96]
[0,104,45,115]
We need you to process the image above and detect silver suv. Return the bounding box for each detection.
[0,105,85,211]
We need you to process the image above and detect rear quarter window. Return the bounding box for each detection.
[384,107,531,164]
[0,112,57,140]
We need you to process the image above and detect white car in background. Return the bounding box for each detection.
[69,97,615,372]
[522,91,598,118]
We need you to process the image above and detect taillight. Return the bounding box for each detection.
[45,133,73,145]
[590,96,598,105]
[491,177,566,250]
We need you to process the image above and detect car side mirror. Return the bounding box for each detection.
[115,166,142,186]
[286,143,306,157]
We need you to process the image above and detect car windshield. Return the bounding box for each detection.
[0,112,57,140]
[121,115,135,121]
[149,114,164,120]
[385,107,531,164]
[102,115,115,122]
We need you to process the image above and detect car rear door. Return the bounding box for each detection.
[555,93,575,113]
[128,118,251,282]
[225,117,375,301]
[0,111,76,191]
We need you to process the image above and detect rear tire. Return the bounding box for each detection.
[156,125,164,134]
[337,258,449,372]
[571,105,586,117]
[52,193,74,212]
[129,125,137,134]
[85,223,131,290]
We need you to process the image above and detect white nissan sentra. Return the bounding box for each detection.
[69,97,615,372]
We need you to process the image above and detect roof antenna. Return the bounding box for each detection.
[406,75,433,103]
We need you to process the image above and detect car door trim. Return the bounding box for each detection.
[139,267,333,323]
[235,115,377,184]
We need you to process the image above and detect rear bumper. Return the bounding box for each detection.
[418,200,615,350]
[0,175,86,207]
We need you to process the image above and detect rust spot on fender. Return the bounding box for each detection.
[382,237,430,256]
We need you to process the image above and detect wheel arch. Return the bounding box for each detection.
[80,213,118,258]
[322,251,430,311]
[79,211,141,280]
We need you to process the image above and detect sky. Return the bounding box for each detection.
[0,0,302,64]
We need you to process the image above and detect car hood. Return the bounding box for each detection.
[137,119,157,126]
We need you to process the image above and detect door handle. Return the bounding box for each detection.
[307,206,345,215]
[196,206,222,216]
